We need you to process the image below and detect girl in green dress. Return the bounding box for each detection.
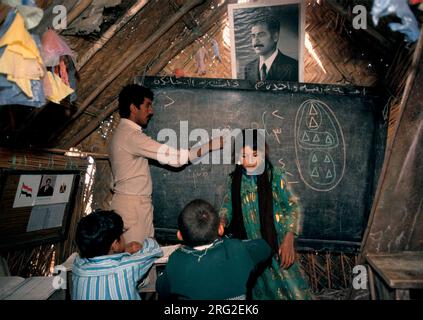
[219,129,312,300]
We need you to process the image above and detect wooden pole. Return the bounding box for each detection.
[38,148,109,159]
[76,0,150,71]
[66,0,93,26]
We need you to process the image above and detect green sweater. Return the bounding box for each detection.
[156,238,271,300]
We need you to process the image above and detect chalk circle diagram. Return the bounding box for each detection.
[294,99,346,192]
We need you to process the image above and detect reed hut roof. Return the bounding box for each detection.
[0,0,420,152]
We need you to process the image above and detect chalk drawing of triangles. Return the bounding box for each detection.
[312,134,320,143]
[309,104,318,116]
[302,131,310,142]
[324,155,331,163]
[326,169,333,179]
[326,134,333,144]
[312,154,318,163]
[308,117,319,129]
[311,167,319,178]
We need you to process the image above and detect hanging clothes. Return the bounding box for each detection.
[41,29,77,102]
[195,46,208,75]
[0,10,45,107]
[211,38,222,63]
[43,71,74,104]
[0,11,44,98]
[2,0,44,30]
[41,29,77,67]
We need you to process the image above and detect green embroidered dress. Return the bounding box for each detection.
[219,167,312,300]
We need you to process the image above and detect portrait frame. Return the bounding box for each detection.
[37,174,57,197]
[228,0,305,82]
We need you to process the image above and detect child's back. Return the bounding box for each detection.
[71,210,162,300]
[156,199,271,300]
[73,238,162,300]
[157,237,270,299]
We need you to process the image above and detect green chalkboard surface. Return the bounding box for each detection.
[136,76,385,252]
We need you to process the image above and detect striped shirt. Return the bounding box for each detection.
[72,238,163,300]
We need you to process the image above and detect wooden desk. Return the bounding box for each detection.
[366,251,423,300]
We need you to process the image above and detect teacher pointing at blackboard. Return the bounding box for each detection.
[109,84,223,244]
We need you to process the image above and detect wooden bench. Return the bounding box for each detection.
[366,251,423,300]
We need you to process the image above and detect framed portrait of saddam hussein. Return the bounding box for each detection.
[228,0,305,82]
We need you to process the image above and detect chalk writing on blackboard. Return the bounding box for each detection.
[272,110,284,120]
[147,76,368,97]
[153,76,240,89]
[273,128,282,144]
[277,158,298,184]
[261,111,269,136]
[295,99,346,192]
[163,95,175,109]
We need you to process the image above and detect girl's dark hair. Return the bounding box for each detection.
[227,129,278,253]
[75,210,124,258]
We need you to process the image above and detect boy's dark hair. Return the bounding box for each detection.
[75,210,124,258]
[178,199,220,247]
[118,84,154,119]
[251,16,280,36]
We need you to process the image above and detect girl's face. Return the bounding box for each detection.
[240,146,264,174]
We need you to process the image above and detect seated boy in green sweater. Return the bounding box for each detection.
[156,199,271,300]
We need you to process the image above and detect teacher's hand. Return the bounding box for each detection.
[278,232,296,269]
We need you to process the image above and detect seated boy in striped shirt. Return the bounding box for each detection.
[72,210,163,300]
[156,199,271,300]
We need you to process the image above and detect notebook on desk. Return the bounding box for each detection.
[154,244,181,264]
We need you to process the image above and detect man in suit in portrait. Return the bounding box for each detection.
[37,178,54,197]
[244,17,298,82]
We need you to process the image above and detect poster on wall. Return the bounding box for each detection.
[13,174,75,208]
[12,175,41,208]
[228,0,305,82]
[26,203,67,232]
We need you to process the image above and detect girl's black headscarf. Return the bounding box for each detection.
[227,129,279,253]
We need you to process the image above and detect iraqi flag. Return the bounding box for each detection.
[20,183,33,197]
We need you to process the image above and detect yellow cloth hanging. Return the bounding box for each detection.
[44,71,74,104]
[0,49,44,79]
[0,12,44,97]
[0,13,42,62]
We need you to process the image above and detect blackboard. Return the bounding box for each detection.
[136,76,385,252]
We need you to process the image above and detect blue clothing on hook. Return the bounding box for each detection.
[371,0,420,42]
